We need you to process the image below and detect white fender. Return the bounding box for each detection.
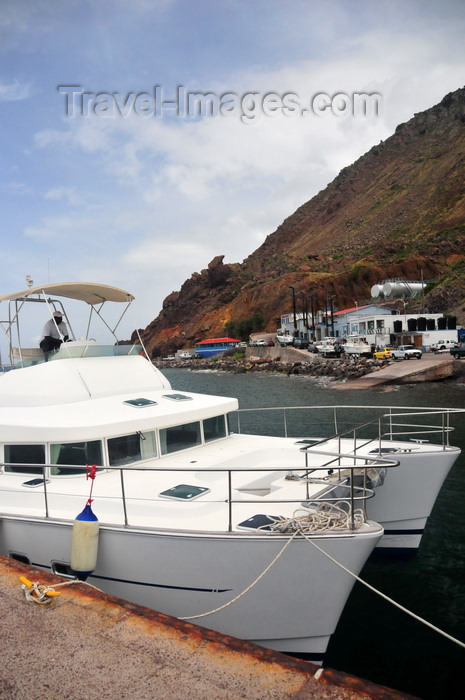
[70,503,99,580]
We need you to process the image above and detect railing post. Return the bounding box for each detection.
[350,467,355,530]
[228,470,232,532]
[120,469,129,526]
[42,466,49,518]
[283,408,288,438]
[305,451,310,499]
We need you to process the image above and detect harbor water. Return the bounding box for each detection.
[162,368,465,700]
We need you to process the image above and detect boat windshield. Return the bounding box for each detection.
[7,343,143,369]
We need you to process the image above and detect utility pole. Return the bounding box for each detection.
[310,296,316,339]
[289,286,298,337]
[300,292,309,339]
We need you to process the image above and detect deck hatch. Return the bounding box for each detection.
[162,393,193,401]
[123,398,158,407]
[159,484,210,500]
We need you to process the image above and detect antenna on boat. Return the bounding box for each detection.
[25,275,33,288]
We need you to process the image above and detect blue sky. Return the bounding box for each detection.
[1,0,465,343]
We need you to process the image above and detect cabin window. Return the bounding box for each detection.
[160,421,201,455]
[203,415,227,442]
[108,431,157,465]
[4,444,45,474]
[50,440,103,475]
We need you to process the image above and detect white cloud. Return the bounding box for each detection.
[0,80,32,101]
[124,238,217,272]
[45,186,82,206]
[7,181,33,196]
[24,215,78,241]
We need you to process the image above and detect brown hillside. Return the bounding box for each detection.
[135,87,465,357]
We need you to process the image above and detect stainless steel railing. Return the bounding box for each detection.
[2,448,398,532]
[231,405,461,449]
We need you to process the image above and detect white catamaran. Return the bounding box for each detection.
[0,282,461,661]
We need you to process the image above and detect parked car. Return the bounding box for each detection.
[450,342,465,359]
[373,346,395,360]
[390,345,423,360]
[307,341,319,354]
[431,338,457,352]
[293,338,309,349]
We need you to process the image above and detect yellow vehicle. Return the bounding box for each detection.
[373,346,394,359]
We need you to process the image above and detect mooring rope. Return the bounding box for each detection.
[179,530,300,620]
[181,507,465,650]
[300,532,465,650]
[179,503,362,621]
[20,575,101,605]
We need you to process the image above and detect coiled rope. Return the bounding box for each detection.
[263,502,366,533]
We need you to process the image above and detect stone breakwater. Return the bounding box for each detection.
[154,353,390,382]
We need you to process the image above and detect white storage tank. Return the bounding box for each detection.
[382,281,424,298]
[370,284,383,299]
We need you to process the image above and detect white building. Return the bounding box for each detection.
[279,304,459,350]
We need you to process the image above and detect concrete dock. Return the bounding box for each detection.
[0,556,416,699]
[239,346,460,390]
[335,353,457,390]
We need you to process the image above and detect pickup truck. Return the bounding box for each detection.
[430,339,457,352]
[390,345,423,360]
[450,342,465,359]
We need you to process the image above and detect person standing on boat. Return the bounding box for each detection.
[39,310,69,356]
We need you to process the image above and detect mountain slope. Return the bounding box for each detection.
[135,87,465,356]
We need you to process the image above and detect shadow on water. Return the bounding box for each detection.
[162,369,465,699]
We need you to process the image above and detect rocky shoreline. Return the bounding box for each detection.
[154,352,391,382]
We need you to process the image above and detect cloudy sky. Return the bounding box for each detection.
[1,0,465,342]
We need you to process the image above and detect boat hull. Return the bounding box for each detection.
[0,516,382,660]
[365,447,459,550]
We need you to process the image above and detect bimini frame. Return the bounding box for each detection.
[0,282,135,368]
